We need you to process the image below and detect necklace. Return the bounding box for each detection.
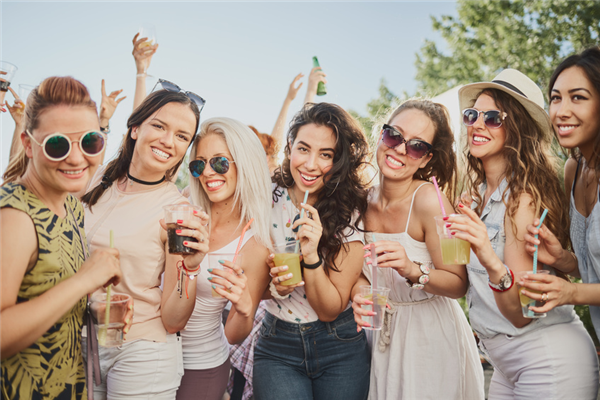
[127,172,166,186]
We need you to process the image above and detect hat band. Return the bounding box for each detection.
[492,80,527,98]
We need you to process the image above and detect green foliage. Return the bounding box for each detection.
[175,154,190,191]
[415,0,600,97]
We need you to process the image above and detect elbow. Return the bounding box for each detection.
[165,325,183,335]
[315,311,338,322]
[510,318,531,329]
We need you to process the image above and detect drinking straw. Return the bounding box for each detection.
[370,242,378,296]
[101,230,114,342]
[533,209,549,274]
[432,176,451,236]
[294,190,310,254]
[233,218,254,264]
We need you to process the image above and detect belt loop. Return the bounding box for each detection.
[325,321,333,334]
[270,314,277,336]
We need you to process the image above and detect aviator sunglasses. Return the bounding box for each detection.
[26,130,106,161]
[189,157,235,178]
[381,124,433,160]
[462,108,507,129]
[152,79,206,113]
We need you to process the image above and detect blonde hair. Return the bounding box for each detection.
[189,117,272,250]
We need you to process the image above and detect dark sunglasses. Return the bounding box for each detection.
[462,108,507,129]
[381,124,433,160]
[26,130,106,161]
[152,79,206,112]
[189,157,235,178]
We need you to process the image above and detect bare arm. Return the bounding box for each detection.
[1,208,121,359]
[6,88,25,162]
[271,73,304,146]
[132,33,158,110]
[304,67,326,104]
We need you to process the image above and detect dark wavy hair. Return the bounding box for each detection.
[548,46,600,171]
[384,99,457,201]
[463,88,570,249]
[82,90,200,208]
[273,102,370,273]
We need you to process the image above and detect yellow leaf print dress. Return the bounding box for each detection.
[1,183,87,400]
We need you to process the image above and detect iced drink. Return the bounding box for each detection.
[273,241,302,286]
[360,285,390,330]
[434,215,471,265]
[517,270,549,318]
[90,293,131,347]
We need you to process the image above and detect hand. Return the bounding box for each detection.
[292,203,322,264]
[6,88,25,127]
[363,240,417,279]
[99,79,126,127]
[268,253,304,296]
[77,248,122,292]
[286,73,304,101]
[306,66,327,98]
[519,273,576,313]
[160,210,210,268]
[455,191,474,209]
[123,297,134,335]
[352,292,375,331]
[209,260,252,317]
[448,204,500,271]
[132,32,158,74]
[523,220,565,268]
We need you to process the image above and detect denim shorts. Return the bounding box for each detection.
[253,307,370,400]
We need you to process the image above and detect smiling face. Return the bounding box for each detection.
[130,102,196,181]
[24,105,102,195]
[549,66,600,153]
[194,133,237,204]
[377,109,434,180]
[467,94,507,164]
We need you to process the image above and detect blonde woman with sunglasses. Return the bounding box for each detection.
[1,77,124,399]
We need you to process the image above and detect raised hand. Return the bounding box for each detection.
[99,79,126,129]
[132,32,158,74]
[286,73,304,102]
[523,220,565,268]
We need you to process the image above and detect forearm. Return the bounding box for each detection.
[487,260,532,328]
[304,90,316,105]
[553,249,580,277]
[224,308,255,344]
[405,268,468,299]
[303,267,345,322]
[571,283,600,306]
[271,98,292,145]
[9,124,23,162]
[1,274,91,359]
[133,74,147,111]
[161,284,196,334]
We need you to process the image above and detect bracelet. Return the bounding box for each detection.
[269,282,289,300]
[488,265,514,293]
[100,125,110,134]
[405,260,431,290]
[301,256,323,270]
[177,260,200,299]
[136,73,147,78]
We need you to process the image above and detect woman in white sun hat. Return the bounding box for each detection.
[444,68,599,398]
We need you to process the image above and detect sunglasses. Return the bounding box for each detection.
[381,124,433,160]
[189,157,235,178]
[462,108,507,129]
[152,79,206,112]
[26,130,106,161]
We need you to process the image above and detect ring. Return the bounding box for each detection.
[276,276,281,284]
[238,270,245,276]
[228,284,233,290]
[199,236,204,243]
[542,293,548,302]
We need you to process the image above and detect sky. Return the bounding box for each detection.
[0,1,458,174]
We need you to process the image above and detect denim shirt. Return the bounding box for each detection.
[467,179,576,340]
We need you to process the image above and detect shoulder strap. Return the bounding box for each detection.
[405,182,431,232]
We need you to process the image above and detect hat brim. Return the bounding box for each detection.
[458,82,553,137]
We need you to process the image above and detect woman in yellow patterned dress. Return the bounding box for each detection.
[1,77,123,399]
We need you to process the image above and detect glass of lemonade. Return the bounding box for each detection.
[273,240,302,286]
[434,215,471,265]
[516,270,550,318]
[90,292,131,347]
[360,285,390,330]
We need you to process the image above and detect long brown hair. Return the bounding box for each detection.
[384,99,458,201]
[2,76,97,184]
[82,90,200,208]
[464,88,570,248]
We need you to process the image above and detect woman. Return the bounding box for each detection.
[447,68,599,398]
[175,118,272,400]
[1,77,123,399]
[81,86,209,399]
[352,99,484,399]
[253,102,371,400]
[520,46,600,339]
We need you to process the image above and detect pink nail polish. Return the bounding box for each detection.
[443,216,449,221]
[445,223,451,228]
[177,219,183,224]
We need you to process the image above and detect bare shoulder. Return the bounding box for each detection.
[413,183,451,217]
[564,157,578,193]
[240,236,270,268]
[505,192,535,241]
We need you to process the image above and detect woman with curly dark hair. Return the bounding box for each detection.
[253,102,371,400]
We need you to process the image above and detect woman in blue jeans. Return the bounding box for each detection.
[253,102,370,400]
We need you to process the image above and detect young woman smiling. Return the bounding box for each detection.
[81,86,209,400]
[176,118,272,400]
[520,46,600,339]
[253,103,371,400]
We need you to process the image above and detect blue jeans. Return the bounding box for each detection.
[253,308,370,400]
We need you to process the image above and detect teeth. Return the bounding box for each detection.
[473,136,490,143]
[387,156,404,167]
[62,169,84,175]
[300,173,317,181]
[559,125,578,132]
[152,148,170,159]
[207,181,224,188]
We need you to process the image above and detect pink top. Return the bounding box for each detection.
[85,167,187,342]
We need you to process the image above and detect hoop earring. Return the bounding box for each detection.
[327,179,340,197]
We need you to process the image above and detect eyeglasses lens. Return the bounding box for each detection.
[81,132,106,156]
[45,135,70,160]
[381,127,430,159]
[189,157,230,178]
[463,109,502,128]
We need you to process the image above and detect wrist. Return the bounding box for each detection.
[557,250,577,273]
[303,253,320,265]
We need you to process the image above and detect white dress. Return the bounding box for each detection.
[364,183,484,400]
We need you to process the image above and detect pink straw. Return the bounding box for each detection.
[233,218,254,264]
[432,176,451,236]
[370,242,378,292]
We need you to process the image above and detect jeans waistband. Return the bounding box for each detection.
[264,307,355,335]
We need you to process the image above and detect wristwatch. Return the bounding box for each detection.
[405,260,431,290]
[488,264,514,292]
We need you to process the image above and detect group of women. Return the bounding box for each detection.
[1,45,600,400]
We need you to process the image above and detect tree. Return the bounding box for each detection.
[415,0,600,97]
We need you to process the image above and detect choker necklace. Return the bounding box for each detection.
[127,172,166,186]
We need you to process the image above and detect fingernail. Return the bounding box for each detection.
[443,216,449,221]
[193,210,198,214]
[357,326,360,333]
[366,261,372,265]
[363,252,371,258]
[207,277,213,281]
[299,281,305,286]
[445,224,451,228]
[128,304,133,310]
[282,266,288,270]
[287,273,293,279]
[125,318,130,324]
[212,285,217,289]
[177,219,183,224]
[183,241,188,245]
[451,231,456,235]
[363,245,370,250]
[364,323,372,327]
[458,203,464,208]
[176,229,182,234]
[365,300,373,305]
[124,327,129,333]
[386,303,391,309]
[207,268,213,272]
[368,311,377,316]
[218,260,225,264]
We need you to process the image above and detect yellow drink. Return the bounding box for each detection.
[440,237,471,265]
[274,253,302,286]
[519,288,541,307]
